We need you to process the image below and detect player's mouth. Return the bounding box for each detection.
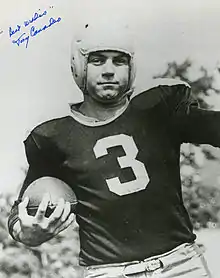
[97,82,119,85]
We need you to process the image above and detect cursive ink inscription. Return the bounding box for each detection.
[24,10,47,27]
[11,16,61,49]
[9,25,21,37]
[30,17,61,37]
[12,33,30,48]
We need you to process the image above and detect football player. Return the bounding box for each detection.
[8,19,215,277]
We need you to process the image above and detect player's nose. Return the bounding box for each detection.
[102,59,115,78]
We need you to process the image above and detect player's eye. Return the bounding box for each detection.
[88,55,105,66]
[113,55,129,66]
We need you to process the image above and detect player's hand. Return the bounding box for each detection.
[14,193,75,246]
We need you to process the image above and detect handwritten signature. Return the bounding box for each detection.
[9,10,47,38]
[11,17,61,48]
[8,9,61,49]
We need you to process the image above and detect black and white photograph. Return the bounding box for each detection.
[0,0,220,277]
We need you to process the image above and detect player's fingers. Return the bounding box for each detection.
[55,213,75,234]
[61,202,71,222]
[18,197,29,219]
[36,193,50,221]
[49,198,65,222]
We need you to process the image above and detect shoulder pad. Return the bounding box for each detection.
[130,78,191,110]
[24,115,69,141]
[24,104,73,140]
[131,78,190,99]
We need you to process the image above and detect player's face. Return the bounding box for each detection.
[86,51,130,104]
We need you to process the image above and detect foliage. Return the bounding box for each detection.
[155,60,220,108]
[183,183,220,230]
[156,60,220,229]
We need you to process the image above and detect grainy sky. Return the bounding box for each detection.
[0,0,220,194]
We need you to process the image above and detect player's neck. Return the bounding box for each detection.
[79,95,129,121]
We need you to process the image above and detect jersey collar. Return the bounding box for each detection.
[69,98,129,127]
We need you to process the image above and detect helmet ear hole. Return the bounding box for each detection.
[71,65,78,78]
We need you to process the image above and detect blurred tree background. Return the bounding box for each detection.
[1,60,220,277]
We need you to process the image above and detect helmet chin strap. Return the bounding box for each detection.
[125,87,134,100]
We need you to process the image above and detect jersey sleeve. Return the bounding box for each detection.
[133,77,220,147]
[131,78,192,110]
[168,83,220,147]
[8,127,65,239]
[18,131,65,198]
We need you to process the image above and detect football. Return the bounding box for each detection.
[22,177,78,217]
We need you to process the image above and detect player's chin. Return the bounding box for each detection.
[96,89,117,100]
[100,94,122,105]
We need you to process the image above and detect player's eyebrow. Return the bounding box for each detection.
[88,53,105,62]
[88,52,130,63]
[115,53,129,59]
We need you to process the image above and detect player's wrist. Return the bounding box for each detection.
[12,221,43,246]
[17,231,48,247]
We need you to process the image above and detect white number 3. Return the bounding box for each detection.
[93,134,150,196]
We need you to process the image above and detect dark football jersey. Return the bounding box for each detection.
[8,79,220,266]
